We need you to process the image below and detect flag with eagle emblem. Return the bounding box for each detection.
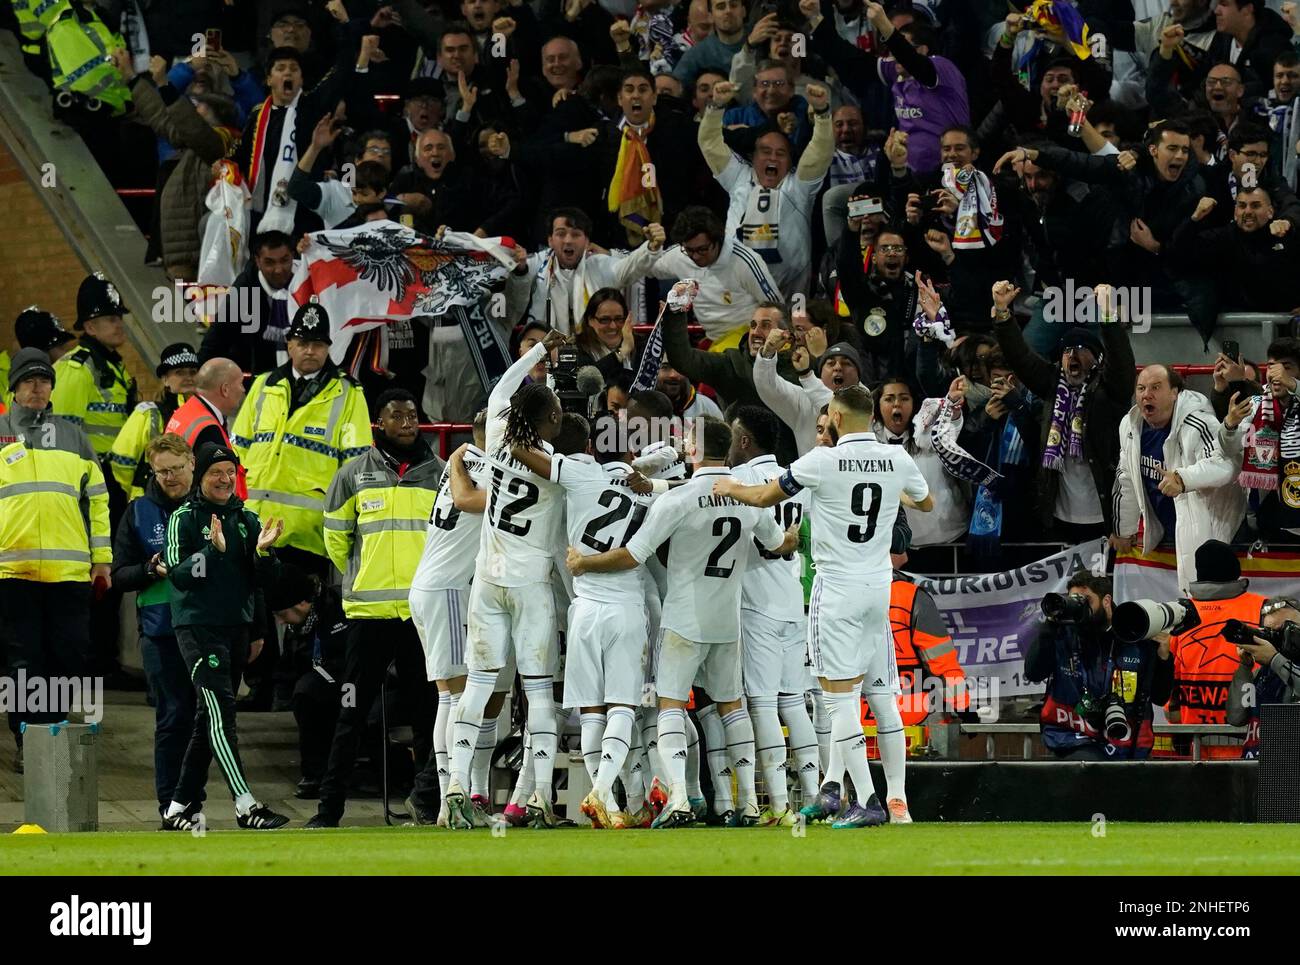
[290,220,518,363]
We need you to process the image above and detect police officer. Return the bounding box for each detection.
[52,272,139,487]
[109,343,199,501]
[0,349,111,773]
[231,301,372,576]
[53,271,139,678]
[2,308,78,408]
[306,389,442,827]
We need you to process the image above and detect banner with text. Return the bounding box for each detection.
[910,540,1108,697]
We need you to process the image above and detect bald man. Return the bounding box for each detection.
[388,128,475,234]
[165,358,248,457]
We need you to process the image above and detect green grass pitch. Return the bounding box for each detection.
[4,824,1298,875]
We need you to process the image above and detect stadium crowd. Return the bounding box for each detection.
[3,0,1300,827]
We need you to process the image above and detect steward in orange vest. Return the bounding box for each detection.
[165,393,247,500]
[1167,541,1265,725]
[863,575,969,727]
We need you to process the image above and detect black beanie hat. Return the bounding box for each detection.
[1195,540,1240,584]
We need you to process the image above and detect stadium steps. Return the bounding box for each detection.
[0,694,391,831]
[0,30,198,395]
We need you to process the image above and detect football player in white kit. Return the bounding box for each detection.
[406,410,515,827]
[447,328,570,830]
[512,410,665,828]
[567,416,800,828]
[712,385,932,828]
[727,405,820,826]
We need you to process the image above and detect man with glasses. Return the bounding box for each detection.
[112,434,200,825]
[1228,595,1300,757]
[651,206,784,349]
[1200,122,1300,230]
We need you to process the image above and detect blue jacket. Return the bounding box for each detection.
[111,478,184,639]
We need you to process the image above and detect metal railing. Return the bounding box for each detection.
[958,722,1248,761]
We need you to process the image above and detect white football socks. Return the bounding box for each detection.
[580,711,607,784]
[471,716,497,800]
[721,707,757,810]
[684,711,703,800]
[622,714,647,809]
[811,688,831,773]
[866,691,907,804]
[433,690,452,802]
[779,693,821,800]
[596,706,635,806]
[508,728,534,809]
[749,695,788,813]
[827,690,875,806]
[521,677,557,804]
[656,707,689,797]
[450,670,496,790]
[696,703,732,814]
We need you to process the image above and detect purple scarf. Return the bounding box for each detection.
[1041,368,1095,471]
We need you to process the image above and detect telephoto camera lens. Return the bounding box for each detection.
[1103,697,1131,743]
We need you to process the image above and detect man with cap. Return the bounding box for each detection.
[267,563,349,800]
[391,77,446,172]
[52,272,139,474]
[232,300,372,577]
[1163,540,1267,732]
[109,343,199,501]
[0,349,111,772]
[165,358,248,498]
[754,322,863,455]
[307,388,442,827]
[992,280,1136,543]
[160,441,289,830]
[111,432,199,821]
[1,307,77,407]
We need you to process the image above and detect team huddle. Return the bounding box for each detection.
[407,325,931,830]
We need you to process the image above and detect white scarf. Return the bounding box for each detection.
[253,92,300,233]
[537,251,593,335]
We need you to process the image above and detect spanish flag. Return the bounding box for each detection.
[1023,0,1091,60]
[608,116,663,247]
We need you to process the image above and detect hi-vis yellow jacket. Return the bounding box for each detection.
[324,444,443,619]
[51,341,137,458]
[232,363,371,558]
[46,4,131,114]
[109,394,184,500]
[0,403,111,583]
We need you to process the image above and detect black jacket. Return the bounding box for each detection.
[993,313,1136,531]
[199,260,288,377]
[1033,144,1206,290]
[1169,218,1300,313]
[1205,9,1295,97]
[1007,175,1122,294]
[163,490,280,630]
[387,163,477,235]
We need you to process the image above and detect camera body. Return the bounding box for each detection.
[1042,591,1093,625]
[549,345,587,416]
[1223,618,1300,662]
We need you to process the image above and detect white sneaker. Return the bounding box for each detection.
[436,801,450,829]
[445,779,473,830]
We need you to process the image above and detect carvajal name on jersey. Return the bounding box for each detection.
[697,494,742,508]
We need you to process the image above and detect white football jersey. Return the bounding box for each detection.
[555,454,655,605]
[479,341,566,587]
[636,441,687,480]
[410,444,488,592]
[626,466,785,643]
[781,431,929,584]
[734,454,806,623]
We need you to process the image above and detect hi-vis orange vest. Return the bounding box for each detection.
[1168,591,1265,724]
[864,579,969,726]
[165,395,247,500]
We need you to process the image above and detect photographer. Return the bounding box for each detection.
[1024,572,1174,760]
[1226,597,1300,758]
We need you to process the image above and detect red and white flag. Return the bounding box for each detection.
[290,220,517,362]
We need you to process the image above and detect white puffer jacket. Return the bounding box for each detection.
[1113,390,1246,593]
